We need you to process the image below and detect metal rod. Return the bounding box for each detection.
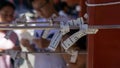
[0,24,120,30]
[0,51,87,54]
[0,21,59,25]
[89,25,120,29]
[0,26,79,30]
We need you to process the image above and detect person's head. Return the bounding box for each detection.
[31,0,57,18]
[0,1,15,23]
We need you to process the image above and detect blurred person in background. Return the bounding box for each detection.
[0,1,21,68]
[53,0,80,18]
[21,0,86,68]
[21,0,67,68]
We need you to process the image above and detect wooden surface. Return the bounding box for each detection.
[87,0,120,68]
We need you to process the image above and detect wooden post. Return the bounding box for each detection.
[87,0,120,68]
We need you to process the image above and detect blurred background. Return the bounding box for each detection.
[6,0,82,18]
[1,0,87,68]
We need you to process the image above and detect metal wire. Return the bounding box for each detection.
[89,25,120,29]
[86,1,120,7]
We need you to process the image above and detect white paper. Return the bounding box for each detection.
[70,50,78,63]
[42,29,50,39]
[48,31,62,51]
[60,22,70,35]
[62,30,86,50]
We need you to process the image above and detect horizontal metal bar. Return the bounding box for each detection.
[86,1,120,7]
[0,22,55,25]
[89,25,120,29]
[0,26,59,30]
[0,26,79,30]
[0,24,120,30]
[0,51,87,54]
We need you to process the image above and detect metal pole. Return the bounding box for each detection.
[0,26,80,30]
[0,51,87,54]
[0,24,120,30]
